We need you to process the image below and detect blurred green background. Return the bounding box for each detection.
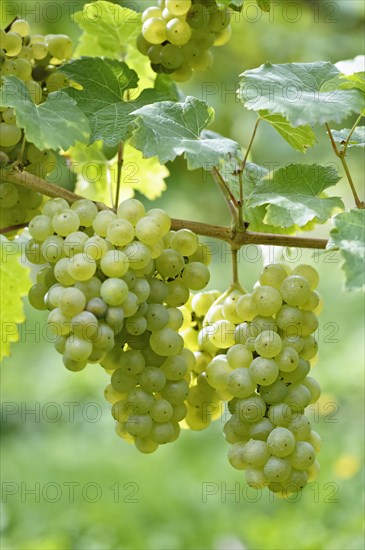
[1,1,364,549]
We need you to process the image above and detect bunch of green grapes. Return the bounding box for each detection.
[196,263,322,496]
[136,0,232,81]
[0,19,73,233]
[26,197,211,453]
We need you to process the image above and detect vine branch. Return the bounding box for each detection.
[1,169,329,249]
[325,123,364,209]
[211,166,239,227]
[238,117,261,205]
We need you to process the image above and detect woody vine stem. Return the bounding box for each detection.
[1,169,329,252]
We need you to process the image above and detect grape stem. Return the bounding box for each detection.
[211,166,239,227]
[2,169,329,249]
[238,117,261,207]
[325,122,365,209]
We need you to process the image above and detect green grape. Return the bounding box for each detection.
[150,422,177,444]
[4,32,22,56]
[189,49,214,71]
[214,25,232,46]
[86,297,108,319]
[136,33,151,55]
[123,242,151,270]
[139,366,166,393]
[46,34,73,60]
[159,44,184,69]
[28,282,48,310]
[285,383,311,412]
[43,198,69,218]
[242,439,271,467]
[117,198,145,225]
[300,310,318,336]
[0,123,22,147]
[166,0,191,16]
[142,6,163,22]
[228,442,249,470]
[47,307,71,336]
[300,335,318,360]
[92,210,117,236]
[67,253,96,281]
[131,278,150,303]
[74,277,101,301]
[156,248,184,278]
[14,58,32,80]
[268,403,293,427]
[226,343,253,369]
[245,467,267,488]
[281,275,311,307]
[227,368,256,398]
[52,209,80,236]
[292,264,319,290]
[191,28,216,49]
[59,287,86,317]
[161,379,189,404]
[117,350,145,376]
[146,208,171,233]
[31,42,48,60]
[171,63,193,82]
[134,437,159,454]
[144,303,168,331]
[280,358,310,384]
[308,431,322,453]
[249,357,279,386]
[251,285,282,316]
[287,414,311,441]
[162,8,175,22]
[84,235,108,261]
[275,347,299,372]
[301,291,320,311]
[125,314,148,336]
[100,250,129,278]
[290,441,315,470]
[282,469,308,493]
[187,3,209,28]
[111,369,138,393]
[70,199,98,227]
[45,72,69,92]
[11,19,30,37]
[235,395,266,423]
[166,18,192,46]
[64,335,92,361]
[171,229,198,256]
[205,355,231,390]
[150,327,184,356]
[28,214,53,241]
[135,215,165,245]
[148,44,163,64]
[53,258,75,286]
[259,379,288,404]
[302,376,321,404]
[142,17,167,44]
[206,319,235,349]
[0,183,19,208]
[64,231,89,257]
[264,456,292,482]
[121,292,139,317]
[63,355,87,372]
[254,330,282,358]
[181,262,210,291]
[106,218,134,246]
[208,8,231,32]
[161,355,187,380]
[259,263,288,289]
[267,427,296,458]
[25,238,46,265]
[2,109,16,124]
[100,278,128,306]
[236,294,257,322]
[281,334,304,354]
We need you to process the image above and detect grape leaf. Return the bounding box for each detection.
[339,72,365,94]
[248,163,343,227]
[60,57,175,147]
[238,62,365,126]
[259,111,317,152]
[0,238,31,360]
[330,209,365,290]
[331,127,365,149]
[0,76,90,151]
[256,0,271,12]
[130,96,242,170]
[73,0,155,91]
[68,141,168,206]
[74,1,140,58]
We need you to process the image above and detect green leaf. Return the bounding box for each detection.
[68,141,168,206]
[259,111,317,152]
[0,237,31,360]
[220,0,244,11]
[130,96,242,170]
[0,76,90,151]
[331,127,365,149]
[248,163,344,227]
[60,57,175,147]
[238,62,365,126]
[74,1,140,58]
[73,0,155,91]
[340,72,365,94]
[256,0,271,12]
[330,209,365,290]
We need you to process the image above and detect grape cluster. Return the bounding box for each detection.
[26,197,211,452]
[195,263,322,496]
[0,19,73,234]
[137,0,232,81]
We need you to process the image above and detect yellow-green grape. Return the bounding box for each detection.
[214,25,232,46]
[0,123,22,147]
[46,72,69,92]
[14,58,32,80]
[166,18,192,46]
[142,6,163,22]
[142,17,167,44]
[46,34,73,60]
[4,32,23,56]
[25,80,43,104]
[189,49,214,71]
[166,0,192,16]
[11,19,31,37]
[31,42,48,60]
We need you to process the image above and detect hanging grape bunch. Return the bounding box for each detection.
[195,263,322,496]
[137,0,232,81]
[0,20,74,233]
[26,198,211,453]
